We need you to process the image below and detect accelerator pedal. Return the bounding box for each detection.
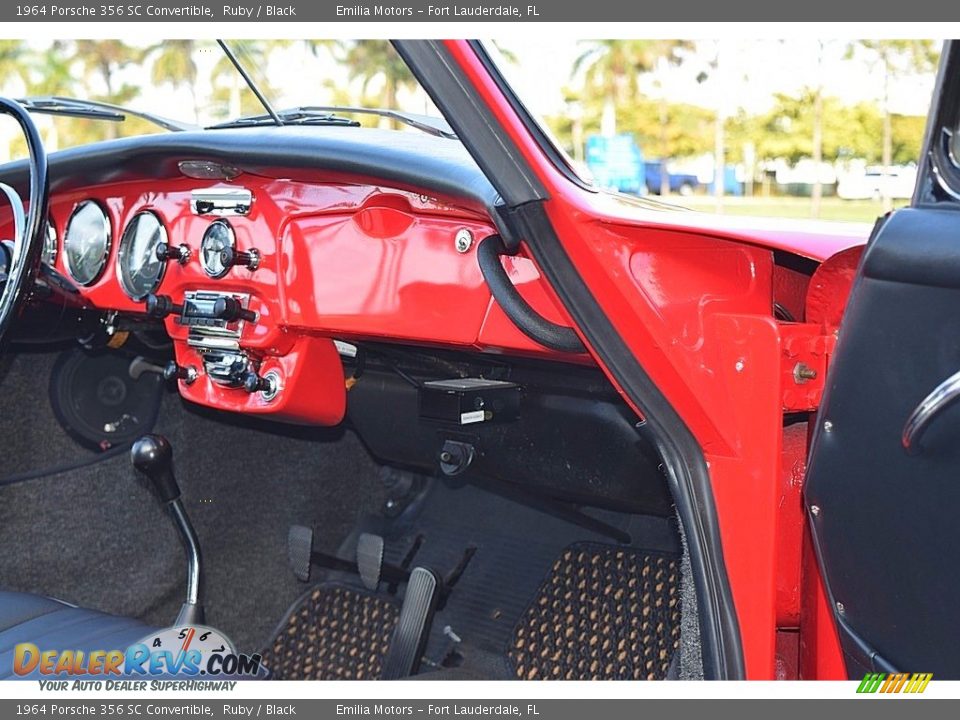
[288,525,314,582]
[357,533,385,590]
[380,567,440,679]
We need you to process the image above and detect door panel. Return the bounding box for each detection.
[805,207,960,676]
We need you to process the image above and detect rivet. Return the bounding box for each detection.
[810,505,820,517]
[823,420,833,433]
[454,228,473,253]
[836,602,845,615]
[735,359,745,372]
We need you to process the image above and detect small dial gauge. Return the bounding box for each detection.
[200,220,235,279]
[118,211,167,300]
[64,200,111,286]
[42,217,57,265]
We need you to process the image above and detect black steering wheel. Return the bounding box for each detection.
[0,98,48,346]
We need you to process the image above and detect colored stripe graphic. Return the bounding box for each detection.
[857,672,932,694]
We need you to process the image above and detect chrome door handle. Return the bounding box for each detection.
[902,369,960,454]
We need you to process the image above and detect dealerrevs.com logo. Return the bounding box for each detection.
[857,673,933,694]
[13,625,266,681]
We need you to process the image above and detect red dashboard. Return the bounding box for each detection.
[30,174,585,424]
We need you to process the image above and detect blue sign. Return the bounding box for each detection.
[585,134,645,194]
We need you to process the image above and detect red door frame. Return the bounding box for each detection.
[415,39,846,679]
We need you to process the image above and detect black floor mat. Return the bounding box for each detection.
[262,584,400,680]
[507,543,681,680]
[325,480,682,679]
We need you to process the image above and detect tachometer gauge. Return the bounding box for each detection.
[200,219,235,279]
[64,200,111,286]
[118,211,167,300]
[42,217,57,265]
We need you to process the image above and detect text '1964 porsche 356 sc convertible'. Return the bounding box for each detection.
[0,37,958,683]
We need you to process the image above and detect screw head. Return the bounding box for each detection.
[810,505,820,517]
[454,228,473,253]
[823,420,833,433]
[735,359,745,372]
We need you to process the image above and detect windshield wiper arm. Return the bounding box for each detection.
[208,110,360,130]
[209,106,456,138]
[17,96,196,132]
[284,106,456,139]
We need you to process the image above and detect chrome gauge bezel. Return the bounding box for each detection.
[199,219,235,279]
[42,216,57,266]
[63,200,111,286]
[117,210,168,301]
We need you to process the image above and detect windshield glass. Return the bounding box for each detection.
[0,39,441,158]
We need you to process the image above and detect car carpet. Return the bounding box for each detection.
[0,349,389,652]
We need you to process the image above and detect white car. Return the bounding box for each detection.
[837,166,917,200]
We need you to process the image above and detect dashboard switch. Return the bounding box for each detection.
[219,246,260,272]
[163,361,198,385]
[145,293,183,319]
[156,242,191,264]
[213,296,257,323]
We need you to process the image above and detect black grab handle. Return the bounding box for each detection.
[476,235,586,354]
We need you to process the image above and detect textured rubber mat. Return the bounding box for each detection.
[508,543,681,680]
[262,584,399,680]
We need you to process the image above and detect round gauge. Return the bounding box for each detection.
[200,219,235,279]
[64,201,111,286]
[42,216,57,266]
[118,211,167,300]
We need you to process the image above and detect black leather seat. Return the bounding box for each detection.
[0,591,156,679]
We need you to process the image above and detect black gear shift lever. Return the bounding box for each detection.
[131,434,204,626]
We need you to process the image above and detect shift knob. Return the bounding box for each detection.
[131,434,180,504]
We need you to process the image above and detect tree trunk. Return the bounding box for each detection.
[881,59,893,213]
[811,42,824,218]
[713,43,724,212]
[659,95,670,196]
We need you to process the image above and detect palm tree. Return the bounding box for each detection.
[147,40,199,123]
[573,40,690,140]
[0,41,29,96]
[341,41,418,127]
[74,40,140,139]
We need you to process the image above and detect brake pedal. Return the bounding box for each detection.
[380,567,440,679]
[356,533,385,590]
[288,525,314,582]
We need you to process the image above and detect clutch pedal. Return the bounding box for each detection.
[357,533,385,590]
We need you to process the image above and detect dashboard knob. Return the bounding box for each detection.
[163,361,198,385]
[242,370,278,397]
[213,296,257,323]
[156,242,191,264]
[145,293,183,319]
[219,247,260,272]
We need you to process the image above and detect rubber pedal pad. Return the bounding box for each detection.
[380,567,439,679]
[356,533,385,591]
[287,525,314,582]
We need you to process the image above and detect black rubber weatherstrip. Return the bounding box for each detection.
[476,235,585,354]
[393,39,745,679]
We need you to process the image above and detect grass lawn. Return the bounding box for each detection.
[675,195,904,224]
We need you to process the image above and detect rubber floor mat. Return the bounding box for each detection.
[262,584,399,679]
[508,543,681,680]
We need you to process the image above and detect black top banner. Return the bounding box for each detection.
[1,0,952,22]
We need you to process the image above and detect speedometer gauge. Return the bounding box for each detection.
[64,200,111,286]
[118,211,167,300]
